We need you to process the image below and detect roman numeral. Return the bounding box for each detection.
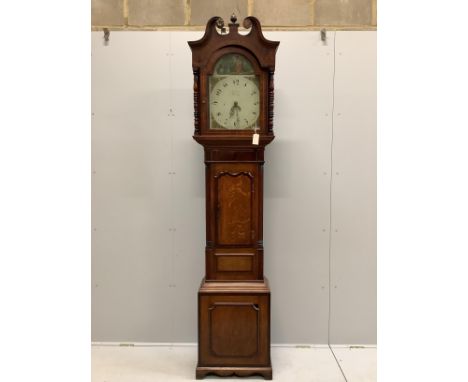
[216,89,222,96]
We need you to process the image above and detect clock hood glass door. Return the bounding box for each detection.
[209,53,260,131]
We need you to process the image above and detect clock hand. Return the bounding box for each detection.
[229,101,242,118]
[229,102,236,118]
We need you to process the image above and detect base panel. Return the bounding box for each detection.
[196,366,272,380]
[197,278,272,378]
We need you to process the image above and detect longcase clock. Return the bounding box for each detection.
[188,15,279,380]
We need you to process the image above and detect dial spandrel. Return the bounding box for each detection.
[209,54,260,130]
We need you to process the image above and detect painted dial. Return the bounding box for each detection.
[209,76,260,130]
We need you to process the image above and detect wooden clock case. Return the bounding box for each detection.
[188,15,279,380]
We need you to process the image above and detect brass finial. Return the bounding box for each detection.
[230,13,237,24]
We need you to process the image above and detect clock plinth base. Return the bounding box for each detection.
[197,278,272,380]
[196,366,272,380]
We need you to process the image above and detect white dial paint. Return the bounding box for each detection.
[210,76,260,130]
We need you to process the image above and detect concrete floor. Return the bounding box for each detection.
[92,344,376,382]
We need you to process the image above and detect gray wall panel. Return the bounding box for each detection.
[329,32,377,344]
[263,32,334,344]
[170,32,206,342]
[92,32,175,341]
[91,31,376,344]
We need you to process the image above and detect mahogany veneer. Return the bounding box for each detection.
[188,15,279,380]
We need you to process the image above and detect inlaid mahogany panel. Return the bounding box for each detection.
[199,291,270,367]
[206,247,261,281]
[205,148,264,162]
[216,255,253,272]
[216,171,253,245]
[209,302,259,357]
[209,163,259,250]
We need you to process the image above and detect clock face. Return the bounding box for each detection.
[210,76,260,130]
[209,53,260,130]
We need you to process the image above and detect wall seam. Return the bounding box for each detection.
[184,0,191,26]
[327,30,336,352]
[247,0,254,16]
[326,31,348,382]
[168,32,177,343]
[371,0,377,26]
[123,0,129,26]
[91,25,377,31]
[310,0,316,26]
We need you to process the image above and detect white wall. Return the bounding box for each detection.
[91,30,376,344]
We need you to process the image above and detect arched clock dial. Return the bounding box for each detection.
[209,76,260,130]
